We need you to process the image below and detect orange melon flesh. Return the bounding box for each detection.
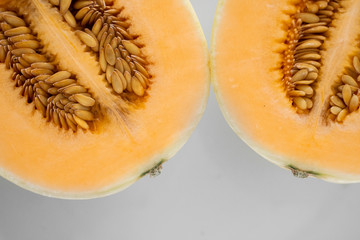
[0,0,209,198]
[212,0,360,183]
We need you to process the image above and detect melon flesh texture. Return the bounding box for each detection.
[0,0,209,198]
[212,0,360,183]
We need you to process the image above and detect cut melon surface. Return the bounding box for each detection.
[0,0,210,198]
[212,0,360,183]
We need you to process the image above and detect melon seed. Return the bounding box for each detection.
[349,95,359,113]
[64,11,77,28]
[77,30,98,48]
[73,94,96,107]
[73,115,89,130]
[105,43,116,66]
[122,40,141,56]
[4,26,31,37]
[294,97,307,110]
[337,109,348,122]
[291,69,308,82]
[296,13,320,23]
[341,75,358,87]
[46,71,71,83]
[59,0,72,15]
[330,106,342,115]
[3,14,26,27]
[342,85,352,106]
[353,56,360,74]
[75,110,94,121]
[111,70,124,94]
[330,96,346,108]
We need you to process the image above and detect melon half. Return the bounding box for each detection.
[0,0,210,198]
[212,0,360,183]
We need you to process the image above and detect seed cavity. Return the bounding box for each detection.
[0,10,98,132]
[282,0,340,112]
[281,1,360,123]
[48,0,150,97]
[328,55,360,122]
[76,30,98,48]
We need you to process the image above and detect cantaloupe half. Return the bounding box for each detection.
[0,0,209,198]
[212,0,360,183]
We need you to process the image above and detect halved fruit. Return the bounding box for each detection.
[0,0,209,198]
[212,0,360,183]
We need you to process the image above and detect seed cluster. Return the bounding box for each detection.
[49,0,150,97]
[328,56,360,122]
[0,10,97,131]
[283,0,340,112]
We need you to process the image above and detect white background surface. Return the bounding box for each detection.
[1,1,360,239]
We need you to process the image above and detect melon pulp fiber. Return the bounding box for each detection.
[0,0,210,198]
[212,0,360,183]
